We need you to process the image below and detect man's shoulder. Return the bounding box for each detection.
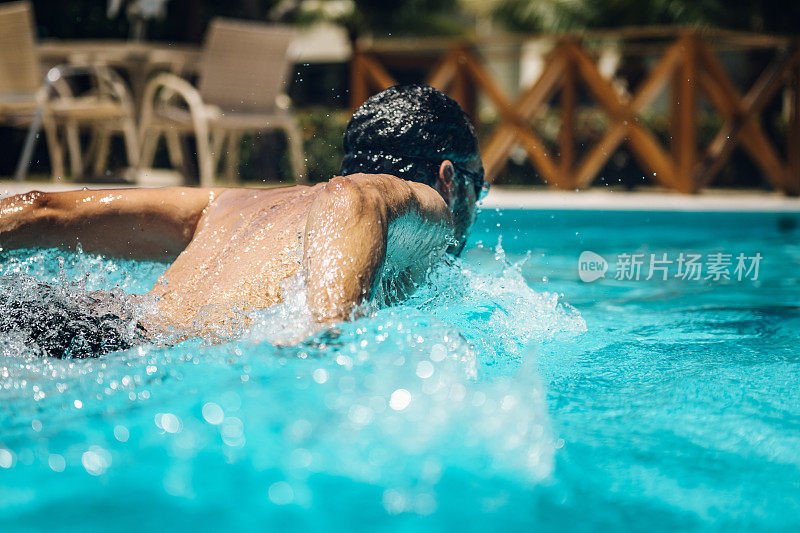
[321,174,447,223]
[327,173,438,201]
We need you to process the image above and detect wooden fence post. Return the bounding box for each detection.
[447,47,478,120]
[350,47,368,111]
[788,45,800,196]
[671,32,698,193]
[557,43,577,189]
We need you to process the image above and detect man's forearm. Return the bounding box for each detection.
[0,187,222,259]
[0,190,56,250]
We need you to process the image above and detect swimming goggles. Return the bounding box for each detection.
[456,164,490,201]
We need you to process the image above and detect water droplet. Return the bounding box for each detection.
[389,389,412,411]
[202,402,224,425]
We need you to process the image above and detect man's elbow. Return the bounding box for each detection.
[1,189,47,211]
[0,190,53,228]
[0,191,59,249]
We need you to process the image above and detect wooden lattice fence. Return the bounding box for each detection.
[351,29,800,194]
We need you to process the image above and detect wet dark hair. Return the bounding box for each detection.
[341,84,484,198]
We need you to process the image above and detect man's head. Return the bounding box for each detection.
[340,84,485,255]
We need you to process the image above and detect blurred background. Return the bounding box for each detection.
[0,0,798,193]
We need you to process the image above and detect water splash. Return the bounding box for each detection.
[0,248,162,359]
[0,244,585,521]
[0,273,145,359]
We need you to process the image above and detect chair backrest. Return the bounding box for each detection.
[198,18,296,113]
[0,1,40,96]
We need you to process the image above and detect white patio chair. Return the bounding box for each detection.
[139,18,306,186]
[0,1,38,130]
[3,1,139,181]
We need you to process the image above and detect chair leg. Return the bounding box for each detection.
[211,129,226,165]
[224,131,241,183]
[84,128,100,170]
[93,127,112,176]
[122,117,140,167]
[14,108,43,182]
[65,119,83,178]
[284,119,307,184]
[140,128,160,170]
[165,129,184,168]
[43,118,65,182]
[195,122,215,188]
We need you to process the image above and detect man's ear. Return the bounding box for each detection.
[436,160,455,206]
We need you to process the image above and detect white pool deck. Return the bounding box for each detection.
[2,179,800,212]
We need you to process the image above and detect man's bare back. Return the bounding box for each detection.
[0,174,454,342]
[150,185,321,337]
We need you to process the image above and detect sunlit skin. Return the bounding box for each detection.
[0,162,478,341]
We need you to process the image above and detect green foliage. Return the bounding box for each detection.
[347,0,471,38]
[236,108,350,184]
[489,0,800,34]
[296,107,351,182]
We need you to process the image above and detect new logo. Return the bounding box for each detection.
[578,251,608,282]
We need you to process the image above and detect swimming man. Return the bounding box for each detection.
[0,84,486,356]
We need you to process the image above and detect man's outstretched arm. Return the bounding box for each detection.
[0,187,225,259]
[304,174,453,324]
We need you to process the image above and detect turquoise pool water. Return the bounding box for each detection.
[1,209,799,531]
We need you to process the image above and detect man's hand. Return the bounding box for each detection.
[303,174,452,324]
[0,187,225,259]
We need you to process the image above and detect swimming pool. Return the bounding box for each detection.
[1,208,799,531]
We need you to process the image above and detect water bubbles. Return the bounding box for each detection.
[290,447,313,470]
[449,383,467,401]
[157,413,182,434]
[348,404,374,427]
[312,368,329,384]
[416,361,435,379]
[202,402,224,425]
[0,448,13,468]
[430,343,446,361]
[48,454,65,472]
[268,481,294,505]
[382,489,406,514]
[220,417,245,447]
[414,492,438,515]
[113,425,130,442]
[501,395,518,411]
[289,419,313,442]
[389,389,412,411]
[81,446,111,476]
